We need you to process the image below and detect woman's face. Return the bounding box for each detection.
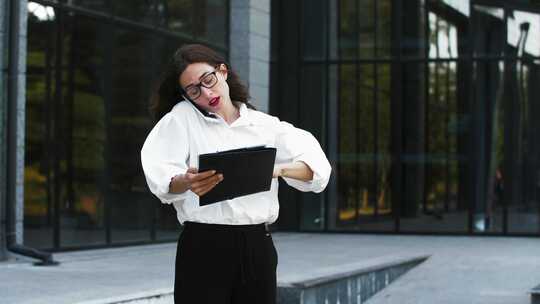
[179,62,230,113]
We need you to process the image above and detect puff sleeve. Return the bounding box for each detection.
[274,119,332,193]
[140,113,191,204]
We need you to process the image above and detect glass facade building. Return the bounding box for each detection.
[23,0,229,250]
[271,0,540,235]
[3,0,538,254]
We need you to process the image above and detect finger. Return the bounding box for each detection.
[196,179,222,196]
[192,175,223,195]
[191,174,222,190]
[191,170,216,182]
[193,184,212,196]
[192,181,215,196]
[185,170,215,184]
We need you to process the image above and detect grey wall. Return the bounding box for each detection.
[13,0,27,247]
[1,0,27,260]
[0,0,7,261]
[229,0,271,113]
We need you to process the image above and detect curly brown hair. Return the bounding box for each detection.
[149,44,254,121]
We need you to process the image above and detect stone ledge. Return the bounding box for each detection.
[278,254,430,288]
[73,255,429,304]
[277,254,430,304]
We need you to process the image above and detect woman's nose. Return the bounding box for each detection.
[200,86,214,98]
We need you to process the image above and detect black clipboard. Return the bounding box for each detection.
[198,146,277,206]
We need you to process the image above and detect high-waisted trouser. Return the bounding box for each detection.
[174,221,278,304]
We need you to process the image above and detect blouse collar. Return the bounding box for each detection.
[187,100,250,127]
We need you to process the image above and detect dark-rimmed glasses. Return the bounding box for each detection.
[183,70,219,100]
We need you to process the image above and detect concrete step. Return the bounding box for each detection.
[76,254,429,304]
[277,254,429,304]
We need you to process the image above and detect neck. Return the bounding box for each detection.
[217,99,239,124]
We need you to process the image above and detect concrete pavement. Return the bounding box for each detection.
[1,233,539,304]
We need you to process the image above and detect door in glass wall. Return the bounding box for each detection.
[332,63,393,232]
[401,4,469,233]
[25,2,59,249]
[25,6,109,249]
[468,3,540,235]
[299,64,328,230]
[330,0,394,231]
[468,4,506,234]
[505,8,540,234]
[58,13,110,247]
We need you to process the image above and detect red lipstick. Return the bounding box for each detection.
[209,97,220,107]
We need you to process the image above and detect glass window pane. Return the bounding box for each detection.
[299,65,326,230]
[472,5,505,58]
[356,64,375,229]
[113,0,158,25]
[331,63,394,232]
[401,1,427,60]
[326,65,339,229]
[394,61,429,232]
[27,2,58,68]
[328,0,339,60]
[428,13,459,59]
[400,60,468,233]
[377,0,392,59]
[59,14,108,248]
[469,59,505,234]
[376,64,392,229]
[507,58,540,233]
[336,64,358,227]
[162,0,194,35]
[25,5,57,248]
[302,0,327,60]
[507,10,540,58]
[195,0,228,48]
[358,0,375,59]
[354,64,393,231]
[339,0,358,59]
[25,0,230,250]
[109,28,159,244]
[24,96,56,249]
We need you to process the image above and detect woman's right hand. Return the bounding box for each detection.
[169,167,224,196]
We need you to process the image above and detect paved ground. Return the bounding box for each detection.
[363,235,540,304]
[1,233,539,304]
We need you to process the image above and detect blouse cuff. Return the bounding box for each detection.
[157,190,190,204]
[153,172,190,204]
[283,153,331,193]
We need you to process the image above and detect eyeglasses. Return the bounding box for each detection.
[183,70,219,100]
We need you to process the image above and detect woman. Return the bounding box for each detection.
[140,44,331,304]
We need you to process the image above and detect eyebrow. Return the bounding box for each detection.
[185,70,213,89]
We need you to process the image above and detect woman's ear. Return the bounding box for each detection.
[218,63,228,80]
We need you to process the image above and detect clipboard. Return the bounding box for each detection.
[198,146,277,206]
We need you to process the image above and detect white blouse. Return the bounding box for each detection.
[140,101,331,225]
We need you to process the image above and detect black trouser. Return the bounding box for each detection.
[174,221,278,304]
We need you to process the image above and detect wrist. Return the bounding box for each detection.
[169,174,189,194]
[279,165,286,178]
[274,164,285,178]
